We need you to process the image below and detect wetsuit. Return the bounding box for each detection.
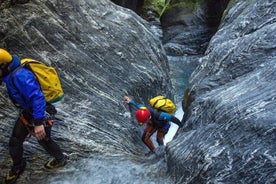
[129,100,183,152]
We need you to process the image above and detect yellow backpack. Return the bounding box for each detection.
[18,58,64,103]
[149,96,176,114]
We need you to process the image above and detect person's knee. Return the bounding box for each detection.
[38,137,51,145]
[9,137,21,147]
[142,133,150,143]
[141,134,146,143]
[156,137,164,145]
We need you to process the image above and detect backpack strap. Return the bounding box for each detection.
[149,107,163,123]
[152,112,168,127]
[152,97,167,109]
[10,65,23,90]
[9,65,25,107]
[10,62,33,88]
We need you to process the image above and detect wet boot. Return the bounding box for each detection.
[5,159,26,184]
[44,156,68,169]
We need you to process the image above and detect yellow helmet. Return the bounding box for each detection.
[0,48,12,64]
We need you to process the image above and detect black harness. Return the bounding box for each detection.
[148,107,168,128]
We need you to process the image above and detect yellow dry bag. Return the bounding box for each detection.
[20,58,64,103]
[149,95,176,114]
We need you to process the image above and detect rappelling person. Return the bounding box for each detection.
[124,95,183,156]
[0,48,67,184]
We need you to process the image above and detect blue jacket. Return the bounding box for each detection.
[129,99,183,129]
[2,55,46,120]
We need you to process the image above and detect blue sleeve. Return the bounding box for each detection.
[129,100,144,109]
[159,112,183,127]
[14,69,46,120]
[159,112,172,121]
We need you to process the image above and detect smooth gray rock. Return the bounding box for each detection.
[167,0,276,183]
[0,0,274,183]
[161,0,229,56]
[0,0,173,183]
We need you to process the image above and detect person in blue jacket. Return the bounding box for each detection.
[124,96,183,155]
[0,49,67,184]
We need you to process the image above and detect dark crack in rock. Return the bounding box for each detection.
[167,0,276,183]
[0,0,173,183]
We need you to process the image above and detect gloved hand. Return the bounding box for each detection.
[176,127,183,135]
[46,103,57,116]
[33,117,53,127]
[173,127,183,139]
[32,118,45,126]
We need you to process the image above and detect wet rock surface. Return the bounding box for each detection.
[0,0,275,183]
[0,0,172,183]
[167,0,276,183]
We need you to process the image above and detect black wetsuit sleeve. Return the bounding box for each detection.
[171,116,183,128]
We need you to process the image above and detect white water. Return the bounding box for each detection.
[164,102,184,145]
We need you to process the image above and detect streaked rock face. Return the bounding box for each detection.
[167,0,276,183]
[0,0,173,183]
[0,0,275,183]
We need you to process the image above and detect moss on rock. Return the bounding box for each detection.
[140,0,204,19]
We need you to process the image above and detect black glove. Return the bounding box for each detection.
[32,118,45,126]
[46,103,57,116]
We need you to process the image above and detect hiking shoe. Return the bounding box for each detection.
[44,156,68,169]
[5,160,26,184]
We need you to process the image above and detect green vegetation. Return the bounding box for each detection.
[160,0,171,16]
[141,0,204,18]
[141,0,167,17]
[221,0,236,22]
[167,0,203,11]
